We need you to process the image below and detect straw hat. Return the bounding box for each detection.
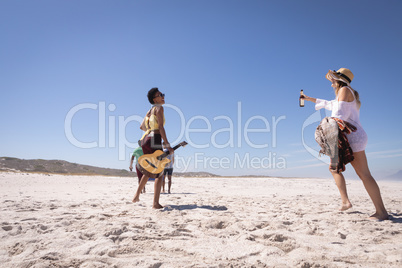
[326,68,354,85]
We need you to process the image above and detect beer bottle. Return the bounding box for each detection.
[299,90,305,107]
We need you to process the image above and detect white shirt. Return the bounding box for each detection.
[315,87,367,152]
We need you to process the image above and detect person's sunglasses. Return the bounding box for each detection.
[154,93,165,98]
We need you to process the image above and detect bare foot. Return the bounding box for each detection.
[152,203,164,209]
[369,213,389,221]
[132,197,140,203]
[339,203,353,211]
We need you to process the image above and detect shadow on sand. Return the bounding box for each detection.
[347,211,402,223]
[388,213,402,223]
[161,192,195,195]
[163,204,228,211]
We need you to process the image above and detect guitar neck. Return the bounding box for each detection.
[172,144,182,151]
[158,143,186,160]
[161,145,180,157]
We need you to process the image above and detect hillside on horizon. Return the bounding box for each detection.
[386,170,402,181]
[0,157,219,178]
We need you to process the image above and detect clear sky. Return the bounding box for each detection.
[1,0,402,179]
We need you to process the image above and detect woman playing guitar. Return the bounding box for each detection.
[133,88,174,209]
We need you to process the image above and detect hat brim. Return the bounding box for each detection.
[325,70,350,85]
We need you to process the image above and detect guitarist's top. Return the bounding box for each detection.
[140,105,165,141]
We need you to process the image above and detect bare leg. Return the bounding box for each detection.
[168,175,172,194]
[351,151,388,220]
[153,174,164,209]
[133,174,149,202]
[331,171,353,211]
[138,177,146,194]
[162,174,166,193]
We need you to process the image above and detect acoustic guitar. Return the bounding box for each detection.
[137,141,188,177]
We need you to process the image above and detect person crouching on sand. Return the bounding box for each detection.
[132,88,174,209]
[302,68,388,221]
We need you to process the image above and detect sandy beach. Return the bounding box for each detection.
[0,172,401,267]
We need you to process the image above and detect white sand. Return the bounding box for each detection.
[0,172,401,267]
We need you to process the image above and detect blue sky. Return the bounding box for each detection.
[1,0,402,179]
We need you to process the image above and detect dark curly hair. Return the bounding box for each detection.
[147,87,159,104]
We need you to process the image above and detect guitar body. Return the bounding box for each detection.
[137,150,171,177]
[136,141,187,178]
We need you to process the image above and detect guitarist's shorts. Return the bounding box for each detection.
[141,133,163,154]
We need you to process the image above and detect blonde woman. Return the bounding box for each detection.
[303,68,388,221]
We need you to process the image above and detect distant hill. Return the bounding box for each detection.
[174,171,220,178]
[0,157,132,177]
[0,157,220,178]
[386,170,402,181]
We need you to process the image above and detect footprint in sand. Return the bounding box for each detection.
[9,225,22,236]
[38,224,48,231]
[107,245,142,257]
[2,225,13,231]
[104,226,129,243]
[338,232,347,239]
[104,227,128,237]
[40,252,61,261]
[267,233,288,242]
[79,232,95,240]
[262,233,296,253]
[8,242,25,256]
[205,219,227,229]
